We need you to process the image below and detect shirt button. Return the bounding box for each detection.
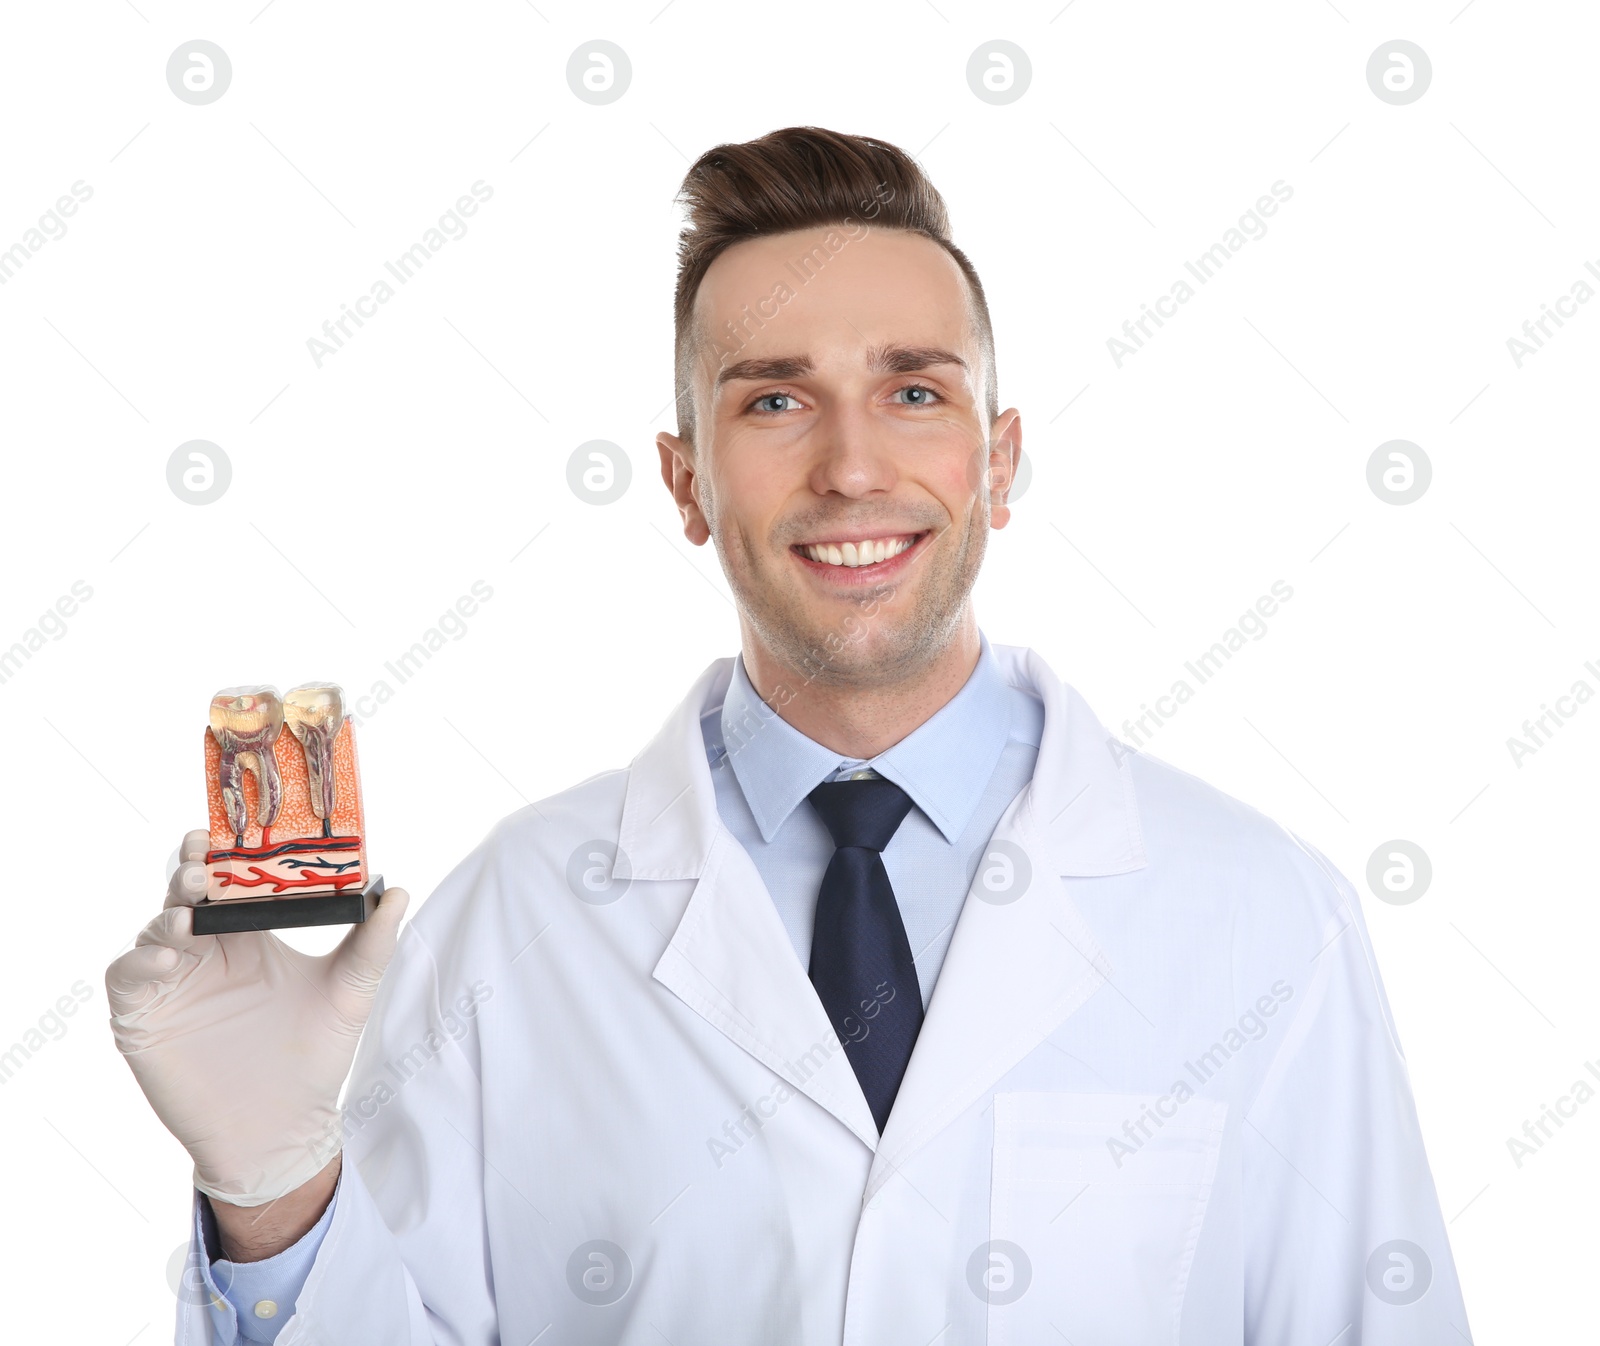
[253,1299,279,1319]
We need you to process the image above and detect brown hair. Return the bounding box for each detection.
[670,125,998,446]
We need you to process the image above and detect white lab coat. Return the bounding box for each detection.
[178,644,1469,1345]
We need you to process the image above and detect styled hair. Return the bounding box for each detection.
[670,125,998,446]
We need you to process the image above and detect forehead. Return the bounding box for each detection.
[692,226,978,372]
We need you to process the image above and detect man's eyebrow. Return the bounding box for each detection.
[868,343,969,376]
[713,344,968,392]
[715,354,814,390]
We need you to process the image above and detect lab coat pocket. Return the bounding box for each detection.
[984,1091,1227,1346]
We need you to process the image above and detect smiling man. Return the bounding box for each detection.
[112,126,1469,1345]
[660,200,1011,764]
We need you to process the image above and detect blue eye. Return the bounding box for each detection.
[751,392,801,414]
[747,384,941,414]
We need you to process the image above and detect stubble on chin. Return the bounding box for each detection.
[724,513,989,694]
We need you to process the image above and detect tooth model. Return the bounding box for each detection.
[201,679,370,911]
[284,683,345,839]
[209,687,284,846]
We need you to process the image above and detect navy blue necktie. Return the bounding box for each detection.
[807,775,923,1133]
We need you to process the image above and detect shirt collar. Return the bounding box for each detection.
[718,631,1015,846]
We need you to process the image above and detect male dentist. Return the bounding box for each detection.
[109,125,1471,1344]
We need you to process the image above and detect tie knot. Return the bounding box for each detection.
[807,776,915,853]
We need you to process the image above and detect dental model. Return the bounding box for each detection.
[209,687,284,847]
[283,683,345,839]
[195,679,380,933]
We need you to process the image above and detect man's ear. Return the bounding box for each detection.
[987,409,1023,529]
[657,431,711,545]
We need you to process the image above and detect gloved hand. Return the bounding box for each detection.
[106,829,410,1208]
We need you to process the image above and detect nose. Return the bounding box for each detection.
[806,402,899,499]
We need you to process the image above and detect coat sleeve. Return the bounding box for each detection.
[173,917,498,1346]
[1240,838,1472,1343]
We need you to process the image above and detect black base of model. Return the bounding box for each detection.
[191,874,385,935]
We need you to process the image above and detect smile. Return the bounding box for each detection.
[793,532,925,569]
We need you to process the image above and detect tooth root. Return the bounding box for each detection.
[216,748,248,841]
[240,748,282,828]
[209,687,285,837]
[284,683,347,825]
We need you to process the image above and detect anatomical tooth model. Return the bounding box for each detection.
[284,683,344,840]
[193,680,382,934]
[210,687,285,848]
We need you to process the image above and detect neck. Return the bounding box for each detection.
[740,609,982,760]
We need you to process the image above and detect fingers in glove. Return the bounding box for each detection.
[132,901,205,959]
[105,941,188,1016]
[336,886,411,987]
[165,859,210,910]
[129,861,211,956]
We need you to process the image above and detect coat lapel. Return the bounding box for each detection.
[617,644,1149,1174]
[865,645,1148,1201]
[620,658,879,1149]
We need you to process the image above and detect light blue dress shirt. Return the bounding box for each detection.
[704,629,1043,1010]
[190,629,1040,1342]
[193,1173,337,1343]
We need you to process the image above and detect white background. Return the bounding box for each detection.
[1,2,1594,1340]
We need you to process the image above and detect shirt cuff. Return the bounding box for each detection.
[193,1174,341,1345]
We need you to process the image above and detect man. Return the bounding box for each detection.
[109,126,1470,1344]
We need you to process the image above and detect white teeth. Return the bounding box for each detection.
[802,535,917,568]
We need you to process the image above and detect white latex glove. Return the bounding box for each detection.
[106,829,410,1207]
